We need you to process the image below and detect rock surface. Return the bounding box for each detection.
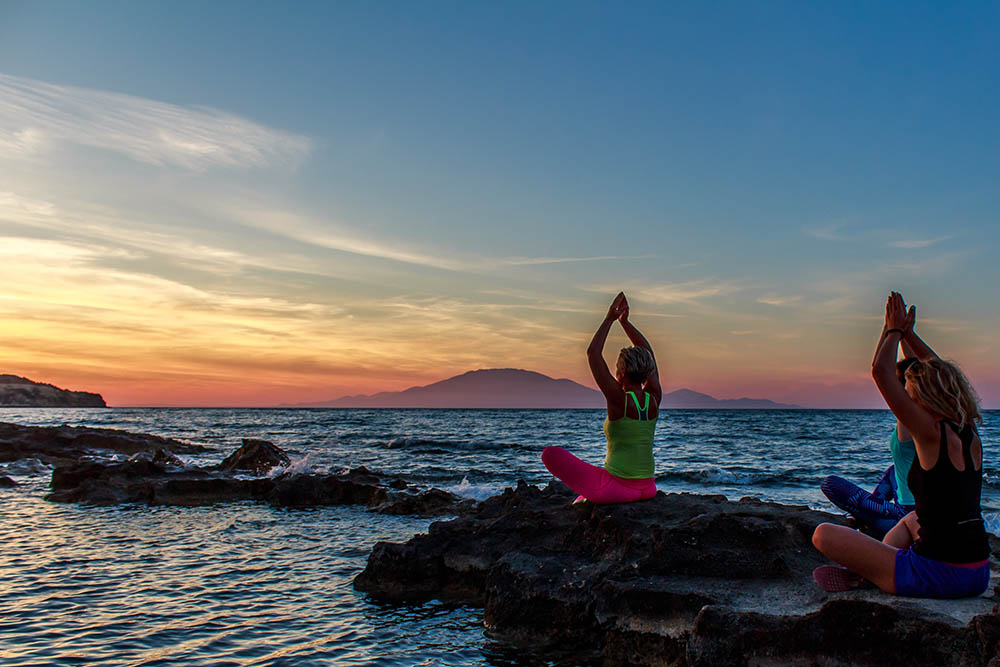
[0,421,469,515]
[354,481,1000,666]
[0,375,106,407]
[218,438,291,474]
[0,422,207,467]
[47,446,471,516]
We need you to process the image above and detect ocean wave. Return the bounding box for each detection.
[0,457,52,478]
[444,477,504,502]
[385,437,455,450]
[656,467,813,488]
[383,437,524,452]
[268,454,327,477]
[984,513,1000,537]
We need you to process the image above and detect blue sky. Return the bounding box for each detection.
[0,1,998,406]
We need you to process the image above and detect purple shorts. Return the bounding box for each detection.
[894,547,990,599]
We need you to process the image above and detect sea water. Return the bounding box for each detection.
[1,408,997,665]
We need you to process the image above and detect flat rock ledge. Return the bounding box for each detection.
[354,482,1000,666]
[47,454,472,516]
[0,421,207,467]
[0,421,470,516]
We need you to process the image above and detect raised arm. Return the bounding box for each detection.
[588,293,627,402]
[902,319,939,360]
[618,298,662,403]
[871,322,889,368]
[872,292,939,465]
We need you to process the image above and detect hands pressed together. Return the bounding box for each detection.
[606,291,629,323]
[613,290,916,338]
[885,291,916,334]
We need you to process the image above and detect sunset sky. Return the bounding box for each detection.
[1,2,999,407]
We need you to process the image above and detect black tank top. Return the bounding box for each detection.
[907,420,990,562]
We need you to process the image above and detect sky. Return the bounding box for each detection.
[0,1,998,407]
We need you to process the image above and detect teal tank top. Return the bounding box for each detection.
[603,391,657,479]
[890,426,917,506]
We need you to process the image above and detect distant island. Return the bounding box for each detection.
[0,375,107,408]
[285,369,801,409]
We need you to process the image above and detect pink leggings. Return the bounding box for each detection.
[541,446,656,504]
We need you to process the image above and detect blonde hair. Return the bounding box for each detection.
[904,358,982,428]
[616,346,655,384]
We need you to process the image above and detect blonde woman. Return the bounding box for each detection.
[812,292,990,597]
[541,292,661,503]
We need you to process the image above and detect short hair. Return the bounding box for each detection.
[616,346,655,384]
[904,358,982,429]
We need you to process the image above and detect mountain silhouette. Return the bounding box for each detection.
[285,369,800,409]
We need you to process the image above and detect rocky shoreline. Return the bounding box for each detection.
[0,421,206,467]
[0,421,472,516]
[0,375,106,407]
[3,420,999,664]
[355,481,1000,666]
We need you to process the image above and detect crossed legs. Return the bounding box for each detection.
[541,446,656,504]
[811,511,920,593]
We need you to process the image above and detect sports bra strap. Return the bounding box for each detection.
[625,391,650,421]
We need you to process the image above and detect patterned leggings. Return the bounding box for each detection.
[821,465,913,537]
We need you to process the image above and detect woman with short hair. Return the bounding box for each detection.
[541,292,662,504]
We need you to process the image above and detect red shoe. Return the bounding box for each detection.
[813,565,865,592]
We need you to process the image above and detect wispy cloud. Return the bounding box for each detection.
[755,294,802,306]
[225,204,660,273]
[630,280,738,305]
[888,237,950,249]
[224,206,476,271]
[804,222,848,241]
[0,73,310,170]
[501,254,657,266]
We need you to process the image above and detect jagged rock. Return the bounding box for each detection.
[354,481,1000,666]
[684,600,995,667]
[375,488,474,516]
[217,438,291,474]
[45,450,459,516]
[151,449,185,467]
[0,476,17,488]
[46,459,269,505]
[0,422,206,467]
[268,473,387,507]
[343,465,380,485]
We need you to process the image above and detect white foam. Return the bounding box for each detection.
[445,476,501,501]
[983,512,1000,537]
[269,454,327,478]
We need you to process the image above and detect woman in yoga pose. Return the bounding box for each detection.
[541,292,662,504]
[812,292,990,597]
[819,322,941,537]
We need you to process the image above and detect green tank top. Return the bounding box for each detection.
[603,391,657,479]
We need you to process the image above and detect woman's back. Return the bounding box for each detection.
[603,390,656,479]
[908,421,989,563]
